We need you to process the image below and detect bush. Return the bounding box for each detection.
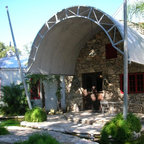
[126,113,142,133]
[100,113,142,143]
[14,133,60,144]
[0,126,9,135]
[25,107,47,122]
[1,83,28,115]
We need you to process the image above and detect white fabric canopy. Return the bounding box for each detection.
[27,6,144,75]
[112,18,144,65]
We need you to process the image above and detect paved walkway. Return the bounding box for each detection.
[0,111,144,144]
[21,112,114,136]
[0,126,98,144]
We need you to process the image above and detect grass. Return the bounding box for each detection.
[0,119,20,135]
[0,119,20,127]
[0,126,9,135]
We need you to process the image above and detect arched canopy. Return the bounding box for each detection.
[27,6,144,75]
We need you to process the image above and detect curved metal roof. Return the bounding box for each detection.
[27,6,144,75]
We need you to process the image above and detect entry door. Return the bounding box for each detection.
[82,72,103,110]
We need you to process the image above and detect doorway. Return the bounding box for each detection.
[82,72,102,92]
[82,72,103,110]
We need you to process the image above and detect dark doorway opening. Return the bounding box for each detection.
[82,72,102,92]
[82,72,103,110]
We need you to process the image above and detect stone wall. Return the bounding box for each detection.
[65,76,83,112]
[66,31,144,113]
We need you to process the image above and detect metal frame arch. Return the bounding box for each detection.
[28,6,124,72]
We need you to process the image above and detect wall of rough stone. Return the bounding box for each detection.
[66,31,144,113]
[128,62,144,113]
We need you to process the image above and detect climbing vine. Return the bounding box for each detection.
[55,75,62,109]
[26,74,62,110]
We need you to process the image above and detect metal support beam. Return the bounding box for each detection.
[6,6,32,110]
[98,14,104,23]
[107,25,115,33]
[88,7,93,18]
[93,10,98,22]
[123,0,128,120]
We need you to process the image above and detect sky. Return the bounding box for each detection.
[0,0,123,55]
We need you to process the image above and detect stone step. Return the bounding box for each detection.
[64,113,113,125]
[64,112,144,126]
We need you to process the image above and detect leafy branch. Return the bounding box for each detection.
[128,1,144,21]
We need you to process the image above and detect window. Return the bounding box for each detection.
[105,43,117,59]
[129,75,136,93]
[120,73,144,94]
[137,74,144,92]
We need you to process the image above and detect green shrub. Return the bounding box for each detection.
[1,83,28,115]
[1,119,20,127]
[135,134,144,144]
[100,113,142,143]
[126,113,142,133]
[14,133,60,144]
[24,110,32,122]
[25,107,47,122]
[0,126,9,135]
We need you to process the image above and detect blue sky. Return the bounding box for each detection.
[0,0,123,53]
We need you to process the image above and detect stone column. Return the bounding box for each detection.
[60,75,66,111]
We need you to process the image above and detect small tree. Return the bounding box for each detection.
[23,42,32,57]
[1,83,28,115]
[128,1,144,21]
[0,42,15,58]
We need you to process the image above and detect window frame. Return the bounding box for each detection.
[120,73,144,94]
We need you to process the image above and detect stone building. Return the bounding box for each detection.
[27,6,144,113]
[65,30,144,113]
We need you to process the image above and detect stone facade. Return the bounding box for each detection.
[66,31,144,114]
